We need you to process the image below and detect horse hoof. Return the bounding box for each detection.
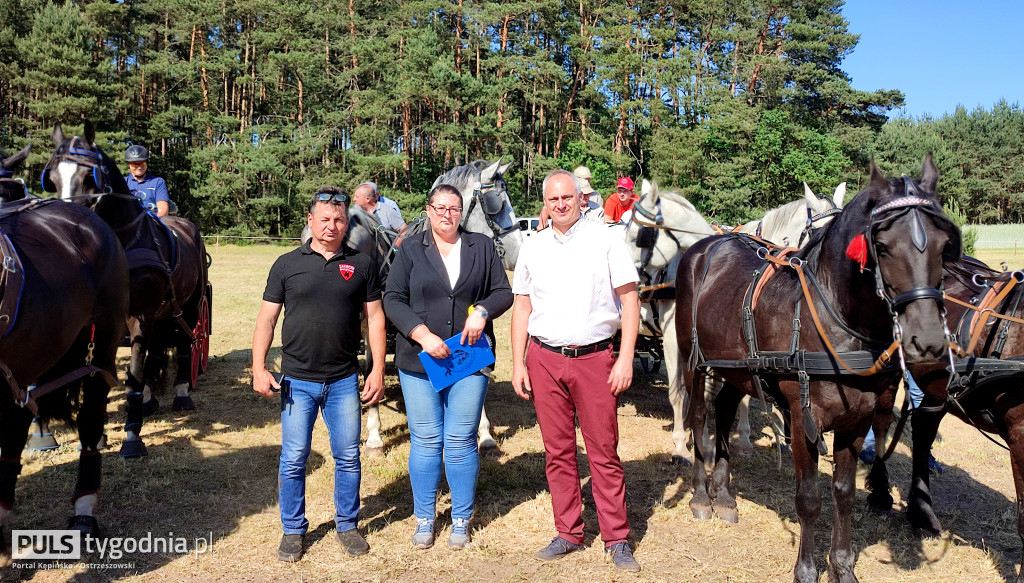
[77,434,108,451]
[690,504,713,520]
[67,515,101,539]
[671,455,693,467]
[480,444,502,458]
[172,396,196,411]
[713,505,739,524]
[142,398,159,417]
[364,446,384,459]
[26,432,59,451]
[913,525,941,539]
[119,439,148,458]
[866,494,894,515]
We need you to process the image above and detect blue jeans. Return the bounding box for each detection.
[398,369,488,521]
[279,374,362,534]
[864,374,924,451]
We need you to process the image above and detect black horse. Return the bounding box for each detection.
[0,144,128,541]
[675,156,960,583]
[43,123,211,458]
[863,257,1024,582]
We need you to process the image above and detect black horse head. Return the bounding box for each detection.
[809,154,959,363]
[43,121,129,201]
[0,144,32,203]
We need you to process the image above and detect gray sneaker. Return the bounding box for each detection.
[606,542,641,572]
[533,536,585,561]
[336,528,369,556]
[448,517,470,550]
[412,518,435,549]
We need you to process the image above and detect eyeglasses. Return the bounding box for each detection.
[128,162,147,168]
[314,193,349,204]
[428,205,463,216]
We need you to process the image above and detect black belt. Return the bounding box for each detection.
[532,336,613,358]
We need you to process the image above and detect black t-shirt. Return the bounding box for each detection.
[263,242,381,382]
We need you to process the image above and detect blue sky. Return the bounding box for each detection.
[840,0,1024,119]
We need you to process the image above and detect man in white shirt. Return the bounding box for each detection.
[510,169,641,572]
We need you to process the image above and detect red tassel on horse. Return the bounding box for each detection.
[846,233,868,271]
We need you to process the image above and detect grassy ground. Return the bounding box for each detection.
[2,245,1024,582]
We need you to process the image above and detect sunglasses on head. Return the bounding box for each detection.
[314,192,349,204]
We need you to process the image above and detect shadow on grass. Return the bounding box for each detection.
[1,436,326,582]
[712,406,1021,582]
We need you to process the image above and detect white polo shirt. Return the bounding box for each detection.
[512,217,639,346]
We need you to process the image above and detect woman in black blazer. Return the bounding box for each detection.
[383,184,512,551]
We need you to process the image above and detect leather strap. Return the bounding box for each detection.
[531,336,613,358]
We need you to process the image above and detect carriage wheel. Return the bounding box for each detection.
[190,296,210,387]
[199,290,211,373]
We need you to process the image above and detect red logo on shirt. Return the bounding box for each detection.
[338,264,355,280]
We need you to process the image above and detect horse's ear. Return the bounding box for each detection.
[84,120,96,146]
[2,144,31,169]
[641,179,653,198]
[480,159,501,184]
[52,124,64,146]
[920,153,938,194]
[802,182,816,205]
[497,159,512,177]
[833,182,847,209]
[868,158,889,196]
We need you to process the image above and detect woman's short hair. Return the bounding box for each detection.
[427,184,462,208]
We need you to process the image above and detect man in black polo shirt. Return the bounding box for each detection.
[252,186,386,562]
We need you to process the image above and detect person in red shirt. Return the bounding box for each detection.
[604,177,637,223]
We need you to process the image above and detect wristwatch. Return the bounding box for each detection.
[472,304,489,319]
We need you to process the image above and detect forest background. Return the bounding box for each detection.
[0,0,1020,239]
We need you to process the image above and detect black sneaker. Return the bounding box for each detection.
[277,533,303,562]
[533,536,585,561]
[605,542,641,572]
[336,528,369,556]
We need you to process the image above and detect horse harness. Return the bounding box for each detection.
[462,180,518,260]
[0,169,29,202]
[0,199,118,414]
[925,268,1024,448]
[630,194,711,335]
[693,193,954,457]
[40,137,112,196]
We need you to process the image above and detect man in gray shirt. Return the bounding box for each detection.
[353,182,406,231]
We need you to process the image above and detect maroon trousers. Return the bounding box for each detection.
[526,341,630,547]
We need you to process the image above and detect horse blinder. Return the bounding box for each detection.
[635,226,656,249]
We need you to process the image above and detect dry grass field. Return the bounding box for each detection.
[2,244,1024,582]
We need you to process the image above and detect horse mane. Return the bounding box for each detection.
[747,198,806,237]
[97,149,131,194]
[655,188,699,213]
[432,160,492,190]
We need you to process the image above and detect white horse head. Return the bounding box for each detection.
[626,180,716,277]
[431,159,522,270]
[739,182,846,248]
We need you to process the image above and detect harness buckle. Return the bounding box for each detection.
[2,256,16,273]
[16,384,35,408]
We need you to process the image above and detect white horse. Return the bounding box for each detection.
[626,181,846,463]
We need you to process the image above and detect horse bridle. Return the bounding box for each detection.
[796,195,843,248]
[41,137,112,197]
[462,179,518,258]
[0,169,28,200]
[865,183,954,315]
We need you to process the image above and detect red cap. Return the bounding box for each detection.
[616,177,634,190]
